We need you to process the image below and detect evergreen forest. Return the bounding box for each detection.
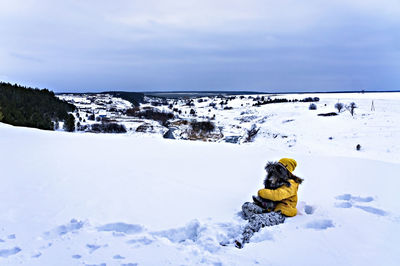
[0,82,76,130]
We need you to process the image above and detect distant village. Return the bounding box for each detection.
[57,92,319,145]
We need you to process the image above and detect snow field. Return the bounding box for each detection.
[0,92,399,265]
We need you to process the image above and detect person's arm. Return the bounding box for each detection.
[258,181,298,201]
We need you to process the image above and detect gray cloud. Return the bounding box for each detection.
[0,0,399,92]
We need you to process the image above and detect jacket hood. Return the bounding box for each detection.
[278,158,297,173]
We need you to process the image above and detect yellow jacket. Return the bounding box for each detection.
[258,179,299,217]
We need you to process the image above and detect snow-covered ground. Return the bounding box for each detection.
[57,92,400,164]
[1,92,399,265]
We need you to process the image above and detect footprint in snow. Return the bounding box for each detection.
[335,194,352,201]
[351,196,374,203]
[97,222,143,235]
[113,254,125,259]
[305,219,334,230]
[0,235,16,243]
[335,194,374,202]
[86,244,102,254]
[31,251,42,258]
[43,219,84,239]
[334,202,352,208]
[0,247,22,258]
[335,194,387,216]
[353,205,387,216]
[304,205,315,215]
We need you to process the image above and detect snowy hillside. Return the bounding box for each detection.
[58,92,400,163]
[1,92,399,266]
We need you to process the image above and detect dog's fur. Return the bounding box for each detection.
[253,161,303,211]
[264,162,292,189]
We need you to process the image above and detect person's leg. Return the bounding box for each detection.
[236,212,285,248]
[253,211,285,228]
[241,202,264,220]
[237,217,263,246]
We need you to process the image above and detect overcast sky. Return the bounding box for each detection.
[0,0,399,92]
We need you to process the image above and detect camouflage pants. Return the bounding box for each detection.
[236,202,285,248]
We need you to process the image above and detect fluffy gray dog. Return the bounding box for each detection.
[252,161,292,212]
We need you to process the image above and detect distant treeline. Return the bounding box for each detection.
[253,96,320,106]
[103,91,145,106]
[0,82,76,130]
[126,107,174,126]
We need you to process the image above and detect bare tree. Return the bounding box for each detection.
[335,102,344,113]
[347,102,357,116]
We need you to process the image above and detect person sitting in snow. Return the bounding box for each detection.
[235,158,303,248]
